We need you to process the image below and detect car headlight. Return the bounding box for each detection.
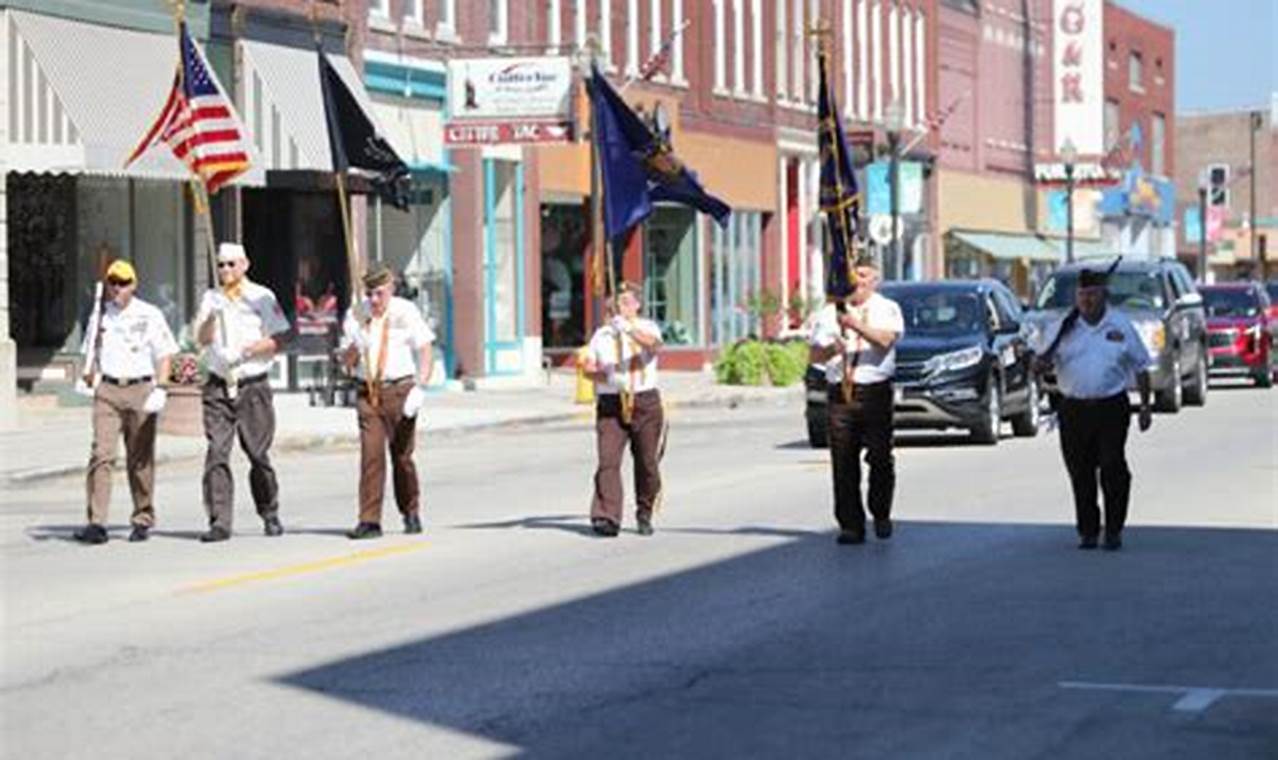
[1134,321,1165,353]
[923,346,985,376]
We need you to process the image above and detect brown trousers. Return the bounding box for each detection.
[356,379,420,525]
[591,389,666,526]
[202,378,279,531]
[86,381,158,527]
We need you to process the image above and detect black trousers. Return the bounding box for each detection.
[202,377,279,530]
[828,381,895,534]
[1058,393,1131,539]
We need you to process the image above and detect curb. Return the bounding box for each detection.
[2,386,801,487]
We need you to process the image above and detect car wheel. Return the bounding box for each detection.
[1154,355,1182,413]
[807,417,829,448]
[1256,365,1274,389]
[970,375,1001,445]
[1011,379,1040,437]
[1184,351,1208,406]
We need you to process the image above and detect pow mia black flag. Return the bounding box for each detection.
[318,50,410,210]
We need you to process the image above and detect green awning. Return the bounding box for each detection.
[948,231,1062,263]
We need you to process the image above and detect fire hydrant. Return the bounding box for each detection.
[574,345,595,405]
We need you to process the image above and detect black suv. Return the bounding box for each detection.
[1027,258,1208,412]
[804,280,1040,446]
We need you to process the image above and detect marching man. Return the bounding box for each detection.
[74,260,179,545]
[339,267,434,540]
[194,242,291,543]
[580,282,666,537]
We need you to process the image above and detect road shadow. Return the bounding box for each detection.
[893,431,999,448]
[454,513,598,538]
[277,522,1278,758]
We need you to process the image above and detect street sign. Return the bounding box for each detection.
[444,120,574,146]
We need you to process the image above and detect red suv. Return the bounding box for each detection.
[1201,282,1275,388]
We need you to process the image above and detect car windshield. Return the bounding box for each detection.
[1035,271,1166,311]
[887,290,985,335]
[1201,288,1260,318]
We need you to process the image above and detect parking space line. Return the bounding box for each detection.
[1058,680,1278,713]
[180,541,429,595]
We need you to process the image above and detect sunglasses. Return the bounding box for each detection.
[216,261,238,269]
[106,278,134,287]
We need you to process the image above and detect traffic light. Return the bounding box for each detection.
[1208,164,1230,208]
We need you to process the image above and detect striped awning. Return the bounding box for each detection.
[2,10,264,185]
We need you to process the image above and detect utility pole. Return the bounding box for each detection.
[1249,110,1261,279]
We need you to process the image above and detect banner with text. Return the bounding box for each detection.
[446,57,574,146]
[1052,0,1104,157]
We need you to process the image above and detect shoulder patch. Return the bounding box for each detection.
[1105,329,1125,342]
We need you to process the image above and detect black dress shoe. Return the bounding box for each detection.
[128,525,150,542]
[636,517,654,537]
[837,530,866,545]
[200,526,231,543]
[1102,533,1123,551]
[591,518,619,537]
[74,524,109,545]
[874,519,893,539]
[263,516,284,537]
[346,522,383,540]
[1078,535,1099,550]
[403,513,422,535]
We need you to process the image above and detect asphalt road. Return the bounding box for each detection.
[1,383,1275,759]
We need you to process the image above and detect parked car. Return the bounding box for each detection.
[804,280,1040,447]
[1200,282,1275,387]
[1027,258,1208,412]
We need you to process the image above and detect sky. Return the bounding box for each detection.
[1114,0,1277,113]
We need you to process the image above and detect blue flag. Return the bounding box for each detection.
[816,46,860,299]
[588,65,730,241]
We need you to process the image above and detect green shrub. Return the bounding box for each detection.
[715,339,809,386]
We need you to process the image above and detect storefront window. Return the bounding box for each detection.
[711,211,762,345]
[488,160,519,344]
[644,207,700,345]
[540,203,589,349]
[369,176,452,378]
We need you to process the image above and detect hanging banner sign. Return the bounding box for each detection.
[445,56,575,146]
[1052,0,1104,156]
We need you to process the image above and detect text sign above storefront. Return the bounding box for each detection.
[446,56,574,146]
[1033,162,1122,187]
[1052,0,1104,156]
[444,120,574,146]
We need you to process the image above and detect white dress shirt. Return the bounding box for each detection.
[809,294,905,384]
[340,297,435,382]
[1050,307,1154,399]
[588,317,661,395]
[82,297,179,380]
[196,281,291,380]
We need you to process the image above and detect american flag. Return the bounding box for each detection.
[125,24,249,193]
[637,20,691,82]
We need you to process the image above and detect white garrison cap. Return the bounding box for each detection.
[217,242,248,262]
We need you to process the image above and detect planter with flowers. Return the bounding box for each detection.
[158,349,205,437]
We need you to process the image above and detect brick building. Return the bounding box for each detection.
[1175,97,1278,281]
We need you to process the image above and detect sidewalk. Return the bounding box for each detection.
[1,371,801,486]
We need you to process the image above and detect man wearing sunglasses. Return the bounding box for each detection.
[74,259,179,545]
[194,242,292,543]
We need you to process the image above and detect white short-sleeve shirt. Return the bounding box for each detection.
[340,296,435,381]
[197,281,291,380]
[588,317,661,395]
[83,297,179,380]
[1050,307,1154,399]
[809,293,905,384]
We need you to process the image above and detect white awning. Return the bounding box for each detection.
[238,40,392,174]
[2,10,264,185]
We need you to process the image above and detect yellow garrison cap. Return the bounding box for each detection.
[105,259,137,282]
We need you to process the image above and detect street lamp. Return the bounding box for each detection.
[1197,168,1210,283]
[884,99,905,280]
[1060,138,1078,264]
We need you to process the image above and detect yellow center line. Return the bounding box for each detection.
[180,541,429,595]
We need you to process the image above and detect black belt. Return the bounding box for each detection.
[1062,392,1127,407]
[209,373,269,387]
[101,375,152,387]
[357,376,413,391]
